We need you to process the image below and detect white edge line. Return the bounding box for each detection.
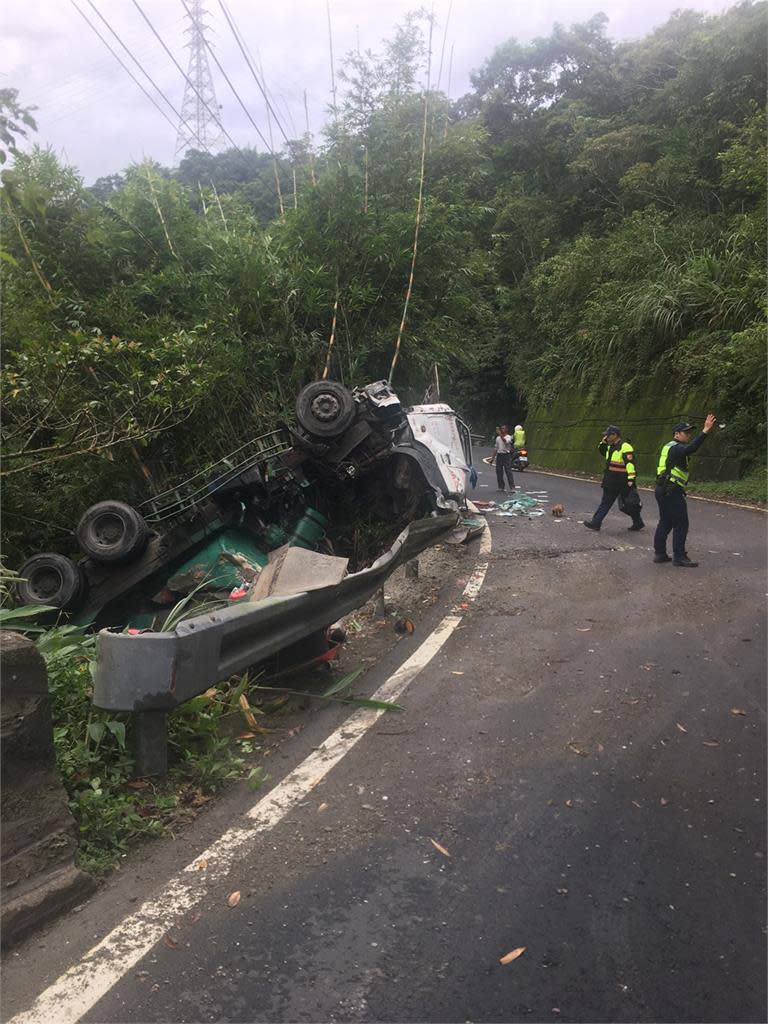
[527,468,765,513]
[10,525,492,1024]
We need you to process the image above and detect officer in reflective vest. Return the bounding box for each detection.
[584,425,644,531]
[513,424,526,448]
[654,414,717,567]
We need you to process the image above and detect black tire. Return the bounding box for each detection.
[76,501,148,563]
[17,553,85,612]
[295,382,356,439]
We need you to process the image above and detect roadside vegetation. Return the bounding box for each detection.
[0,589,397,875]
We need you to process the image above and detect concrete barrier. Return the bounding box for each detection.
[1,632,95,948]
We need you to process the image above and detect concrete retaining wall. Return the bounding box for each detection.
[524,380,745,481]
[1,632,95,948]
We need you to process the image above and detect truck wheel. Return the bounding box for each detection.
[296,382,356,439]
[17,553,85,611]
[76,501,148,563]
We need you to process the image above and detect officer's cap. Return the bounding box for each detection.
[605,424,620,435]
[673,421,694,432]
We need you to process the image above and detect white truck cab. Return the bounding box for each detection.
[407,403,473,502]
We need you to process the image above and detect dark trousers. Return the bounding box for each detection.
[654,485,689,559]
[495,452,515,489]
[591,485,643,528]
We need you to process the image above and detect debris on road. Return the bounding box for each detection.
[430,839,451,857]
[499,947,526,964]
[227,891,241,907]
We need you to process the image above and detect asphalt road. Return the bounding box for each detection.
[4,462,766,1023]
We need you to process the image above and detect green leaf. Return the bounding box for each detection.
[322,667,363,698]
[0,604,56,625]
[106,720,126,750]
[87,721,106,745]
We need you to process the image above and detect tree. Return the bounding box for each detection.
[0,88,37,164]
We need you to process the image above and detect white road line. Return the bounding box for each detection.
[10,526,492,1024]
[526,468,765,512]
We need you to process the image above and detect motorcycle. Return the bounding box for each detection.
[510,446,529,472]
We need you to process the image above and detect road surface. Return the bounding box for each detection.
[3,463,766,1024]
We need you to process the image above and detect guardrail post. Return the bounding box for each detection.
[132,710,168,778]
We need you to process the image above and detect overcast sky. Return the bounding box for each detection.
[3,0,738,183]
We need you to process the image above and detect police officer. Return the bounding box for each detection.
[584,425,644,532]
[653,414,717,567]
[513,424,526,448]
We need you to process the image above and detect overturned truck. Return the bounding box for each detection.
[17,380,474,631]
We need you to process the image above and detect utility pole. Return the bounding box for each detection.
[175,0,225,154]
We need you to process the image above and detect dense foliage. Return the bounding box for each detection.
[2,2,765,560]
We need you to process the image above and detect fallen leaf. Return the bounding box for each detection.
[567,741,589,757]
[676,723,688,733]
[631,800,642,808]
[576,627,592,632]
[190,789,212,807]
[189,911,202,924]
[597,743,605,753]
[730,708,747,716]
[500,947,526,964]
[318,802,329,813]
[195,858,208,871]
[660,797,669,806]
[239,694,260,731]
[163,933,178,949]
[237,731,258,740]
[451,671,465,676]
[564,799,573,808]
[702,740,720,747]
[227,891,241,907]
[126,779,150,790]
[430,838,451,857]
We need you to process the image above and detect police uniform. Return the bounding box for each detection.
[513,425,526,448]
[653,421,709,566]
[584,426,644,531]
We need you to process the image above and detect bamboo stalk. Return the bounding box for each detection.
[326,0,338,120]
[304,89,317,186]
[363,145,369,214]
[210,179,228,233]
[389,13,435,384]
[197,180,208,216]
[322,287,340,380]
[4,200,55,304]
[293,166,298,210]
[145,168,179,259]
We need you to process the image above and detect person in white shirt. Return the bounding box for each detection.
[493,425,515,491]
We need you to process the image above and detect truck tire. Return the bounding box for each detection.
[17,553,85,612]
[76,501,148,563]
[296,382,356,439]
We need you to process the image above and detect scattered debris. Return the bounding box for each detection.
[730,708,747,716]
[163,933,178,950]
[551,504,564,517]
[430,838,451,858]
[499,947,526,964]
[702,740,720,747]
[676,723,688,733]
[227,891,241,907]
[394,619,415,635]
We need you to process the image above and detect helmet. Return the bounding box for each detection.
[515,424,523,431]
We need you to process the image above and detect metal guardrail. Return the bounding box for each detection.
[93,513,459,775]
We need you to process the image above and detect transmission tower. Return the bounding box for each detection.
[175,0,226,154]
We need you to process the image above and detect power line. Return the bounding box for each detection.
[217,0,290,145]
[69,0,183,141]
[82,0,208,151]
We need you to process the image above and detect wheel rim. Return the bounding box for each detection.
[310,392,341,423]
[29,566,64,601]
[92,511,126,547]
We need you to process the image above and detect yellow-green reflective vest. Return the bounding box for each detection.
[604,441,636,481]
[513,428,525,447]
[657,441,689,488]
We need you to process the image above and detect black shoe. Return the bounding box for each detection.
[673,557,699,568]
[583,521,600,531]
[654,553,672,563]
[627,521,645,531]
